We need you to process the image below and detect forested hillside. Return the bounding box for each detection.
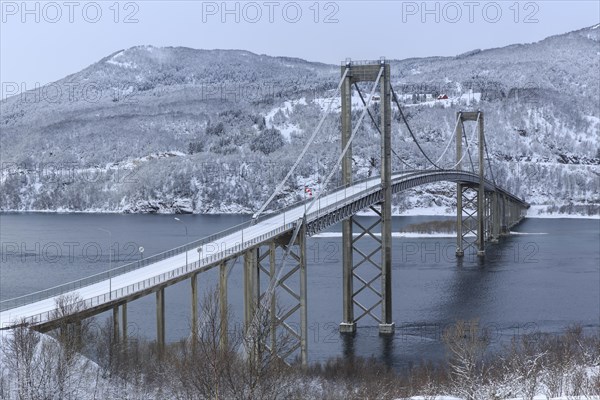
[1,26,598,215]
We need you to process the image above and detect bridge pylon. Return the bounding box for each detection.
[339,59,394,335]
[454,111,530,256]
[455,111,487,257]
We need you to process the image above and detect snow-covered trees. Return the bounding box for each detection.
[442,320,490,400]
[1,29,599,213]
[250,128,284,155]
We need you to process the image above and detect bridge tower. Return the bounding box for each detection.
[339,59,394,335]
[455,111,487,257]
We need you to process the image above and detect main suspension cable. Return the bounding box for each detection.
[390,86,441,170]
[353,82,415,170]
[482,127,498,187]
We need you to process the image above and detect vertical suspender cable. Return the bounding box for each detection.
[461,120,476,173]
[448,112,480,170]
[434,117,462,166]
[252,67,351,222]
[304,66,384,216]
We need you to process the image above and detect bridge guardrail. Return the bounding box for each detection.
[0,217,248,311]
[6,218,304,326]
[0,174,389,313]
[1,175,393,325]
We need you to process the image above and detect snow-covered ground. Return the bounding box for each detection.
[1,322,597,400]
[402,397,600,400]
[358,205,599,220]
[264,98,307,140]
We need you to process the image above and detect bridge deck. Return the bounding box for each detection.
[0,170,527,329]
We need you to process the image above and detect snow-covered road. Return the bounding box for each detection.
[0,174,397,328]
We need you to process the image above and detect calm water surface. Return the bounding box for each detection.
[1,213,598,368]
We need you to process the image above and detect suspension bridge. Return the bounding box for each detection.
[0,59,529,365]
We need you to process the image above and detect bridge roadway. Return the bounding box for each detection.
[0,169,527,330]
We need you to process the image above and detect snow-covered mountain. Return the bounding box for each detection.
[1,26,598,215]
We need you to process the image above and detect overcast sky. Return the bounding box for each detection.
[1,0,599,92]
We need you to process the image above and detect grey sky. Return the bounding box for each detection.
[1,0,599,93]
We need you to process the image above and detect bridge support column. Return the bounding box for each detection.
[244,249,260,332]
[340,213,356,333]
[156,288,165,357]
[379,60,394,335]
[111,304,127,350]
[456,186,464,257]
[340,62,356,334]
[483,192,493,242]
[74,320,83,351]
[504,199,526,229]
[299,232,308,364]
[500,195,509,235]
[490,193,500,242]
[219,262,228,350]
[455,113,464,257]
[112,306,120,344]
[477,112,486,257]
[191,272,198,344]
[269,242,278,355]
[121,302,128,344]
[244,248,260,364]
[513,202,516,227]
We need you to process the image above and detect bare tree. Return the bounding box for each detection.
[230,298,294,400]
[48,293,95,399]
[505,335,546,400]
[163,286,294,400]
[166,286,238,399]
[442,320,489,400]
[2,320,43,400]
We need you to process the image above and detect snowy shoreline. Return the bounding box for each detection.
[1,205,598,220]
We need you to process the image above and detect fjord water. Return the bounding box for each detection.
[1,213,598,368]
